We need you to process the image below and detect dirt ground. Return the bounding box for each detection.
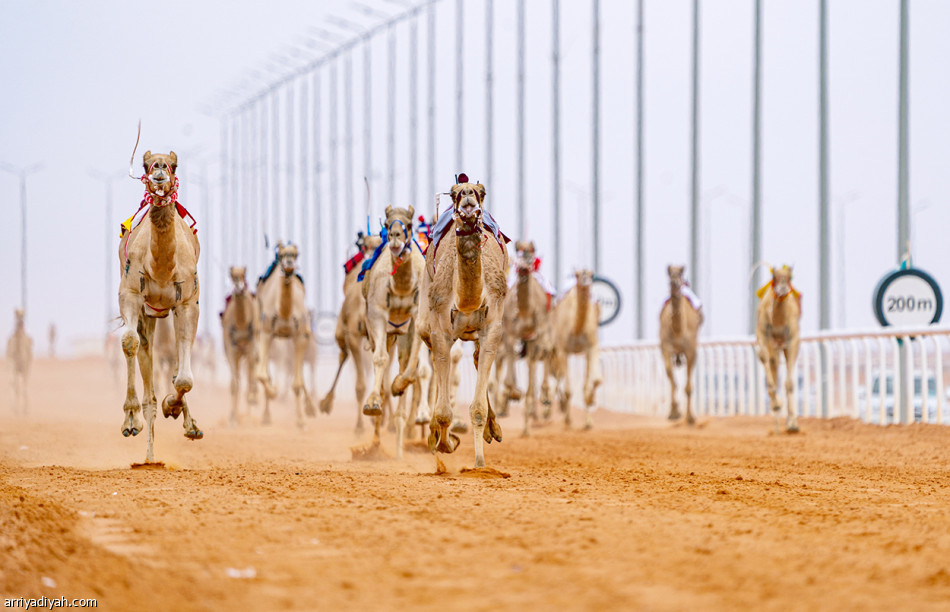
[1,356,950,611]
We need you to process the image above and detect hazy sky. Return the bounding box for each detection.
[1,0,948,355]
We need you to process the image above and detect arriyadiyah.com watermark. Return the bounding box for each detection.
[4,597,98,610]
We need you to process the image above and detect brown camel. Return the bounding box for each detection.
[320,234,383,431]
[361,205,426,457]
[755,265,802,433]
[256,242,316,428]
[551,269,602,429]
[659,265,704,424]
[220,266,260,426]
[117,150,202,463]
[499,241,555,436]
[413,177,508,468]
[6,309,32,416]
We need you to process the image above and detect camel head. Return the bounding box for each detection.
[667,265,686,297]
[276,243,299,277]
[384,205,416,263]
[358,233,383,258]
[141,150,178,197]
[13,308,24,329]
[451,176,486,232]
[574,269,594,295]
[771,265,793,298]
[229,266,249,296]
[515,240,537,276]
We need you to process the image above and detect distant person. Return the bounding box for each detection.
[48,322,56,359]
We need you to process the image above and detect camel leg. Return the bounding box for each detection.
[557,350,573,428]
[662,347,679,420]
[257,331,275,425]
[320,347,347,415]
[246,344,259,408]
[392,320,421,396]
[684,349,697,426]
[762,347,781,434]
[449,343,467,434]
[427,330,460,454]
[503,345,519,415]
[471,320,505,468]
[291,333,309,430]
[352,344,368,434]
[363,317,388,417]
[225,344,240,427]
[415,346,432,425]
[119,295,145,438]
[784,343,801,433]
[523,348,539,437]
[583,343,602,430]
[166,303,202,440]
[136,317,159,462]
[540,353,554,419]
[256,328,277,400]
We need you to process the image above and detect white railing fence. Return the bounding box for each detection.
[599,325,950,426]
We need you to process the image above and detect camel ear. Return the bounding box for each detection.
[474,183,486,203]
[142,150,152,173]
[408,205,415,219]
[450,184,462,205]
[385,204,393,216]
[168,151,178,173]
[667,265,673,276]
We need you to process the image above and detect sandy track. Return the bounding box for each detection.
[2,357,950,611]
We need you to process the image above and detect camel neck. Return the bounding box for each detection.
[670,293,682,336]
[232,292,250,327]
[455,232,484,312]
[517,275,531,316]
[278,275,294,320]
[573,288,590,335]
[391,254,414,294]
[148,204,177,282]
[771,294,788,328]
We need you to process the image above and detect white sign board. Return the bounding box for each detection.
[873,268,942,327]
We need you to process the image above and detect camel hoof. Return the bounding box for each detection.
[305,398,317,418]
[428,426,460,454]
[509,388,524,401]
[583,422,593,431]
[450,418,469,434]
[262,413,272,426]
[441,433,461,453]
[484,419,503,444]
[363,403,382,417]
[162,395,183,419]
[786,423,800,434]
[668,411,681,421]
[391,374,411,396]
[686,414,696,426]
[319,395,334,415]
[185,427,203,440]
[415,411,431,425]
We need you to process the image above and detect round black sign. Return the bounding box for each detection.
[872,268,942,327]
[591,276,622,327]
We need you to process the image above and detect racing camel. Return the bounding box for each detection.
[220,266,260,426]
[413,176,508,468]
[361,205,426,457]
[117,150,202,463]
[755,265,802,433]
[499,241,555,436]
[659,265,703,424]
[6,309,32,416]
[551,269,602,430]
[256,242,316,429]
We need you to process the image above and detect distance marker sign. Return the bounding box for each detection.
[873,268,942,327]
[590,276,622,327]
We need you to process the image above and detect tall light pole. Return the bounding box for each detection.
[552,0,561,292]
[635,0,644,336]
[517,0,525,236]
[592,0,601,272]
[688,0,700,292]
[750,0,762,335]
[88,169,123,335]
[0,162,43,314]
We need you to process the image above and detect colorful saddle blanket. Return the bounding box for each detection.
[426,209,510,263]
